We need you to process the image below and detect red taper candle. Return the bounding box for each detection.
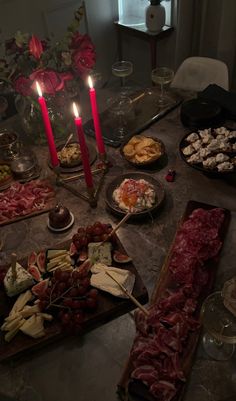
[73,103,93,189]
[36,81,59,168]
[88,76,106,156]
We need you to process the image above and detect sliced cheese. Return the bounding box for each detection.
[5,319,26,342]
[9,290,33,315]
[20,314,45,339]
[47,250,68,260]
[21,304,40,318]
[4,263,34,297]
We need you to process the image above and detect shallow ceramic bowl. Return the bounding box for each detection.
[120,135,165,167]
[11,156,36,177]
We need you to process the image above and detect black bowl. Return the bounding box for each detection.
[180,98,224,129]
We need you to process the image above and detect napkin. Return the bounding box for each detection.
[198,84,236,120]
[90,263,135,298]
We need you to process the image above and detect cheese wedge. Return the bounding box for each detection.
[4,264,34,297]
[90,263,135,298]
[88,242,112,266]
[47,250,67,259]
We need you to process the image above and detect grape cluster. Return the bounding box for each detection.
[38,268,98,334]
[72,221,116,251]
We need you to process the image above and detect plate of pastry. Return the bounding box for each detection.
[179,126,236,174]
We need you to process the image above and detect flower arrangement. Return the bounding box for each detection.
[0,5,96,97]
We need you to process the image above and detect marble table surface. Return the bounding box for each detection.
[0,88,236,401]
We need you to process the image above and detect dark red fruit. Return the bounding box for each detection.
[88,289,99,299]
[74,313,84,324]
[81,277,90,289]
[85,297,98,310]
[77,227,86,235]
[54,268,62,281]
[72,300,82,309]
[77,285,87,296]
[63,298,74,308]
[61,312,71,325]
[68,287,79,298]
[60,271,71,282]
[57,282,67,293]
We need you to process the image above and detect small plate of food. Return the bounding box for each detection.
[106,172,165,217]
[48,139,97,173]
[179,126,236,175]
[121,135,165,167]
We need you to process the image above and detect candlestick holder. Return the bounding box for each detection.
[54,153,110,207]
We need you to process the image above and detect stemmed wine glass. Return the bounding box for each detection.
[112,60,133,94]
[151,67,174,107]
[107,95,133,141]
[201,290,236,360]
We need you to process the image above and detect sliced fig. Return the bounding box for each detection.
[32,279,49,298]
[69,242,78,257]
[113,250,132,264]
[28,265,42,282]
[28,251,37,268]
[36,251,46,273]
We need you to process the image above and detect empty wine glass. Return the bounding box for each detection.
[107,95,133,141]
[112,60,133,94]
[201,291,236,360]
[151,67,174,107]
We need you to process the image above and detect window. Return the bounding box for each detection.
[118,0,172,27]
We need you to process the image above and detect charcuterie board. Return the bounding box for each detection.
[118,200,230,401]
[0,179,56,227]
[0,235,148,362]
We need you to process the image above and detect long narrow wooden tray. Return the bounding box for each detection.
[0,236,148,362]
[118,200,231,401]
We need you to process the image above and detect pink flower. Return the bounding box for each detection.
[29,35,43,59]
[72,47,96,76]
[70,33,94,52]
[30,69,73,95]
[13,76,33,96]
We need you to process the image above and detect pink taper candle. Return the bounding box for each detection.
[88,76,106,156]
[36,81,59,168]
[73,103,93,189]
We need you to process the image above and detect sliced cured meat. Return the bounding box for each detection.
[131,365,159,387]
[150,380,177,401]
[0,180,55,224]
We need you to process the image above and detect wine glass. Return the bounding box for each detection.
[107,95,133,141]
[151,67,174,107]
[112,60,133,94]
[201,291,236,360]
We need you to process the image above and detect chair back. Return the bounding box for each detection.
[171,57,229,91]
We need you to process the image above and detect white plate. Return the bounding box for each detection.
[47,212,74,232]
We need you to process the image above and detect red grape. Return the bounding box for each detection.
[72,300,82,309]
[77,227,86,235]
[54,269,62,281]
[86,225,93,234]
[61,312,72,325]
[68,287,79,298]
[57,282,67,293]
[74,313,84,324]
[77,285,87,296]
[81,277,90,289]
[60,271,71,282]
[85,297,98,310]
[93,235,102,243]
[92,226,103,236]
[63,298,74,308]
[88,289,99,299]
[72,270,80,281]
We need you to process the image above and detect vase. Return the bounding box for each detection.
[145,2,166,33]
[15,91,78,145]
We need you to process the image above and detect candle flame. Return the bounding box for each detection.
[88,76,93,89]
[36,81,42,97]
[73,102,80,118]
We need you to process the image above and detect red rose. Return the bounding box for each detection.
[70,33,94,52]
[13,76,33,96]
[29,35,43,59]
[30,69,71,95]
[72,47,96,76]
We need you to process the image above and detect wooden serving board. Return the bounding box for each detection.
[118,200,231,401]
[0,236,148,362]
[0,180,56,227]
